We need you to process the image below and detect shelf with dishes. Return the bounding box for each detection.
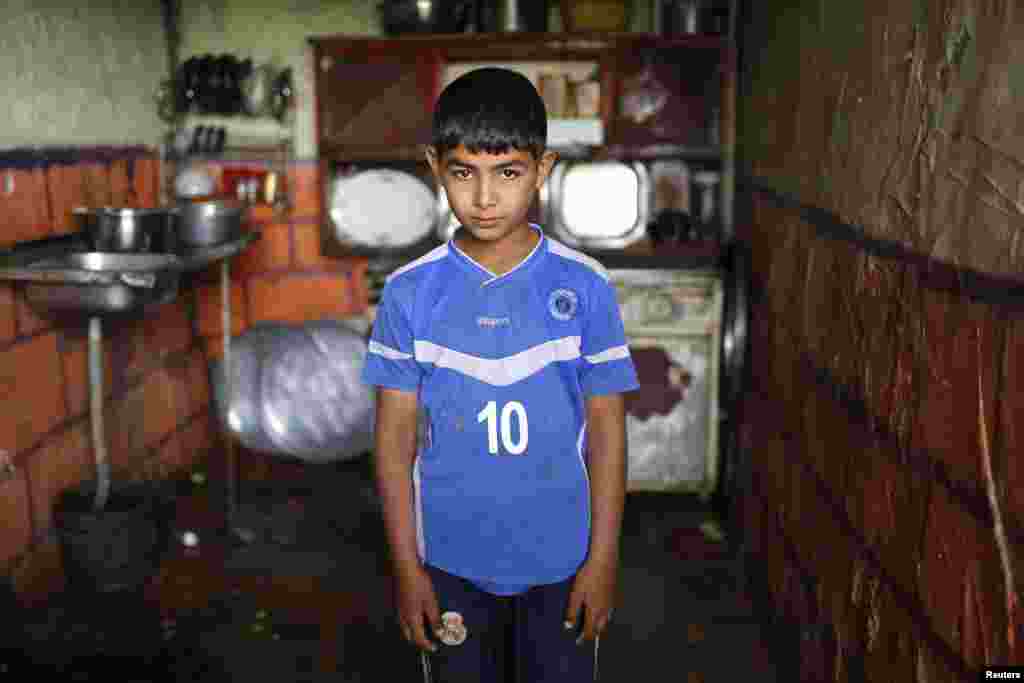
[312,32,728,161]
[312,29,734,272]
[162,111,293,209]
[319,152,724,273]
[315,48,723,163]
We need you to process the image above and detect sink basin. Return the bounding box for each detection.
[23,278,179,317]
[0,232,259,317]
[8,252,182,317]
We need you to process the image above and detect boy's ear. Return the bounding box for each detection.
[425,146,440,175]
[536,150,558,187]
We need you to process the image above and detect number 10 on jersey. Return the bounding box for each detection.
[477,401,529,455]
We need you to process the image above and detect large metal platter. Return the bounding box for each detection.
[328,169,436,250]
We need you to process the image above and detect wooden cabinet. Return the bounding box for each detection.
[309,29,737,261]
[313,40,443,159]
[311,33,731,156]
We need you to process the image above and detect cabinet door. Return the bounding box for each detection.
[606,39,722,151]
[314,41,442,158]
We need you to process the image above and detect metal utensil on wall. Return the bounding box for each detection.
[378,0,476,34]
[186,125,227,155]
[242,62,276,118]
[478,0,548,32]
[269,67,293,122]
[654,0,727,35]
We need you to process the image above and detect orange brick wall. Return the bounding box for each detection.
[193,161,369,357]
[0,151,216,601]
[737,1,1024,679]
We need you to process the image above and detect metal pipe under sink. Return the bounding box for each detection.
[88,316,111,511]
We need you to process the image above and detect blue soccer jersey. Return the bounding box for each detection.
[362,227,639,593]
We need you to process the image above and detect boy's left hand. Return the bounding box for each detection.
[565,555,618,645]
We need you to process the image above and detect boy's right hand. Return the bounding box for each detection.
[394,564,441,653]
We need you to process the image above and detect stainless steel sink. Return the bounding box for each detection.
[20,252,181,316]
[0,239,181,317]
[22,277,180,316]
[0,232,259,317]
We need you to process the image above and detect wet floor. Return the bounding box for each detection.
[4,455,784,681]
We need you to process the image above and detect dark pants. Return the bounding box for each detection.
[421,565,598,682]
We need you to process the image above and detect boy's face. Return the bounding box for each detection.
[427,145,557,246]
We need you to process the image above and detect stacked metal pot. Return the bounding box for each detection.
[75,200,245,255]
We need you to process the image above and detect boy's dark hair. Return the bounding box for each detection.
[431,67,547,159]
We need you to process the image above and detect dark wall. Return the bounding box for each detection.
[736,1,1023,680]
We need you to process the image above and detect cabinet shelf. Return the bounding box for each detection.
[185,147,291,163]
[319,141,722,164]
[183,115,292,141]
[309,31,730,53]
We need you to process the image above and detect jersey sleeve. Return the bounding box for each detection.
[580,277,640,396]
[361,281,421,392]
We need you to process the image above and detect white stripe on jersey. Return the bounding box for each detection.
[368,339,413,360]
[414,336,582,386]
[584,343,632,364]
[385,243,450,283]
[547,239,610,282]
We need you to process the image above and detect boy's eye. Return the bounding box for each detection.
[450,168,471,180]
[501,169,522,179]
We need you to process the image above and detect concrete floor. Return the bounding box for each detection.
[6,455,784,681]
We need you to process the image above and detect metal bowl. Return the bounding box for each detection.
[75,207,173,253]
[175,200,245,247]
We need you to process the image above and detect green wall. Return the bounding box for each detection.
[0,1,168,148]
[178,0,380,159]
[0,0,654,154]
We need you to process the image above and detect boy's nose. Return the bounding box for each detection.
[473,179,497,208]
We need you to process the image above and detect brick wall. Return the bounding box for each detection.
[737,1,1023,680]
[0,151,216,602]
[737,202,1023,681]
[0,153,371,599]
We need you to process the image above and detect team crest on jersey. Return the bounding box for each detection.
[548,288,578,321]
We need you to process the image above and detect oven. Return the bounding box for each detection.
[609,242,748,499]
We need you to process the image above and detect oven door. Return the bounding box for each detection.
[610,267,724,496]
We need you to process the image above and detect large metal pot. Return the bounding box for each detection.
[377,0,473,34]
[75,207,174,253]
[175,200,245,248]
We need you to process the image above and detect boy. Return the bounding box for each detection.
[361,67,639,682]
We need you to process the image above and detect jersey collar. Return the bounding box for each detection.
[449,224,546,287]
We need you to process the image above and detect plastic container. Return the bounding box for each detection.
[55,480,172,593]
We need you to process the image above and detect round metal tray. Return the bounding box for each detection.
[63,252,182,272]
